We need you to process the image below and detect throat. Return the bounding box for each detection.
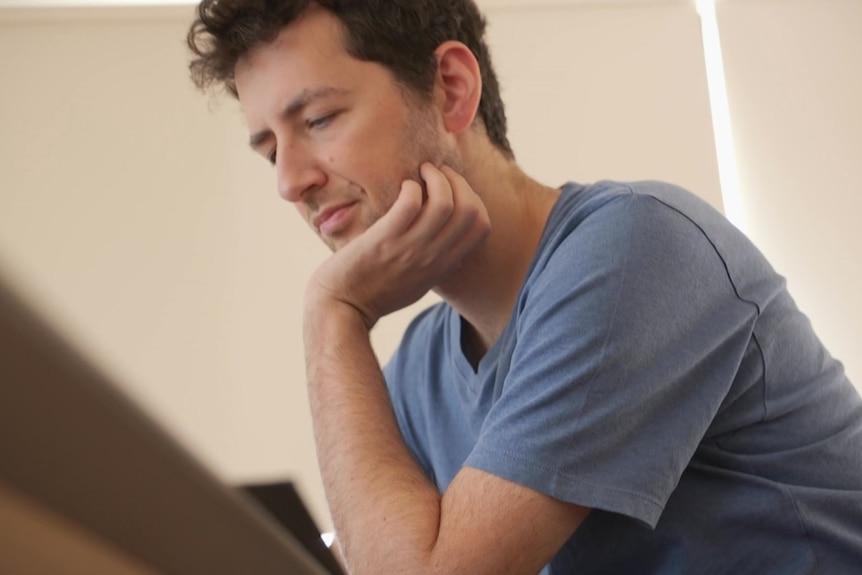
[460,316,491,373]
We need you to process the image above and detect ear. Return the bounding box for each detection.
[433,41,482,134]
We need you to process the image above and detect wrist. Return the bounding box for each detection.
[303,291,371,334]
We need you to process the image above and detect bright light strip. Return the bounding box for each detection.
[696,0,745,231]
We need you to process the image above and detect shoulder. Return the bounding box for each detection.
[528,181,727,283]
[512,179,767,365]
[534,180,756,282]
[550,180,724,233]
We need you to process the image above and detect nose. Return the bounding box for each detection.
[276,140,326,203]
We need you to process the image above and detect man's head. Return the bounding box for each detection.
[187,0,512,159]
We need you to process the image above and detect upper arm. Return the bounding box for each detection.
[464,193,757,527]
[430,467,589,575]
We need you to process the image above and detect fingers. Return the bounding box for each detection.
[366,178,425,240]
[393,163,480,240]
[307,162,490,326]
[366,162,489,284]
[372,163,488,252]
[418,162,456,238]
[423,164,491,256]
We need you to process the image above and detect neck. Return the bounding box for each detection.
[434,148,560,364]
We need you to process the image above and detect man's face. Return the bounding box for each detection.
[235,7,455,252]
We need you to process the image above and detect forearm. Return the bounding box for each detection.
[296,165,575,574]
[304,301,442,574]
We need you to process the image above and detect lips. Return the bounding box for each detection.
[313,201,358,235]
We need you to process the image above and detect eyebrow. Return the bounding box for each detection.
[248,87,349,150]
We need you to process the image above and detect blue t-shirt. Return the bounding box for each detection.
[383,181,862,574]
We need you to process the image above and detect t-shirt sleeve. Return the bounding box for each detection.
[463,191,759,528]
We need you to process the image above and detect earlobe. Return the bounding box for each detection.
[434,41,482,135]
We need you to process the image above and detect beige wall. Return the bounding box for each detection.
[0,0,856,531]
[0,5,286,487]
[718,0,861,386]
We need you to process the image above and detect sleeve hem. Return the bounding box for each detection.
[464,446,665,529]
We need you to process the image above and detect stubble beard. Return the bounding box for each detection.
[326,103,462,253]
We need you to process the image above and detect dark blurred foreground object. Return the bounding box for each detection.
[0,270,336,575]
[242,482,344,575]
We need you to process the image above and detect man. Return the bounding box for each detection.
[187,1,862,573]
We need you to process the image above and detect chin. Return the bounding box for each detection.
[322,221,371,253]
[322,233,353,253]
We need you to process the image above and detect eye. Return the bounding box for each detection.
[308,112,337,130]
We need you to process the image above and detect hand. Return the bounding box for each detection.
[305,163,491,329]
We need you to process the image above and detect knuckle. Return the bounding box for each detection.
[427,190,454,217]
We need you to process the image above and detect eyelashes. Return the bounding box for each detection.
[265,111,342,166]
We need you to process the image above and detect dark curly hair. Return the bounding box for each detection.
[187,0,513,158]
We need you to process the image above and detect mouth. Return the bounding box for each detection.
[313,201,359,236]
